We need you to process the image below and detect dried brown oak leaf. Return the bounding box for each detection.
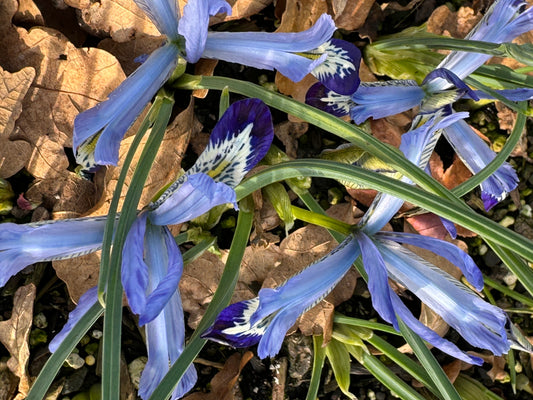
[427,4,482,38]
[53,99,197,302]
[184,351,253,400]
[64,0,159,41]
[0,284,36,399]
[0,0,125,180]
[0,65,34,179]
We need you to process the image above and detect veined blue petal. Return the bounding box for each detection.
[440,217,458,239]
[376,231,483,291]
[74,44,179,168]
[378,240,510,355]
[179,0,232,63]
[309,39,361,95]
[133,0,179,38]
[429,0,533,91]
[202,14,337,83]
[139,224,183,326]
[349,81,424,124]
[203,235,361,357]
[49,286,98,353]
[0,216,107,287]
[187,99,274,187]
[305,82,353,117]
[470,88,533,101]
[390,291,484,365]
[355,232,397,328]
[443,119,518,210]
[149,173,237,226]
[122,212,150,316]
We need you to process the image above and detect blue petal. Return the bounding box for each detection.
[139,225,184,326]
[187,99,274,186]
[378,240,510,355]
[179,0,232,63]
[0,217,107,287]
[349,81,424,124]
[74,44,179,168]
[439,217,458,239]
[148,173,237,226]
[309,38,361,95]
[202,14,337,83]
[355,232,397,329]
[133,0,179,38]
[423,68,479,101]
[376,231,483,291]
[121,212,150,316]
[443,119,518,210]
[390,291,484,365]
[305,82,353,117]
[49,286,98,352]
[470,88,533,101]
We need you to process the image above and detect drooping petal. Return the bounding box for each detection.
[308,38,361,95]
[202,14,338,84]
[139,225,183,326]
[0,217,107,287]
[349,81,424,124]
[133,0,179,38]
[121,212,150,316]
[470,88,533,101]
[443,119,518,210]
[355,231,397,328]
[204,235,361,358]
[187,98,274,187]
[429,0,533,91]
[305,82,353,117]
[390,291,484,365]
[74,43,179,168]
[378,240,510,356]
[49,286,99,352]
[179,0,232,63]
[148,173,237,226]
[376,231,483,291]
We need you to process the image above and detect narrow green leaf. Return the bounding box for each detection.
[306,335,327,400]
[398,318,461,400]
[333,314,400,336]
[219,86,230,118]
[325,339,356,399]
[291,205,352,235]
[484,275,533,308]
[27,303,104,400]
[148,198,254,400]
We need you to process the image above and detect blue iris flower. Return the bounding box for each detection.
[74,0,360,170]
[1,98,274,399]
[201,115,512,364]
[306,0,533,210]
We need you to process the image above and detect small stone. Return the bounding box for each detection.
[66,353,85,369]
[85,355,96,366]
[499,216,515,228]
[503,272,518,288]
[30,328,48,346]
[128,356,147,390]
[33,312,48,329]
[91,329,103,339]
[521,205,532,218]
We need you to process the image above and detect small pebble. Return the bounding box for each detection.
[499,215,515,228]
[128,356,147,390]
[66,353,85,369]
[503,271,518,287]
[33,312,48,329]
[91,329,103,339]
[85,355,96,366]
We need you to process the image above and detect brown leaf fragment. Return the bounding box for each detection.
[427,5,482,38]
[53,252,101,303]
[332,0,374,31]
[0,65,34,178]
[275,73,317,121]
[193,59,219,99]
[14,0,44,26]
[277,0,328,33]
[184,351,253,400]
[273,121,308,158]
[0,284,36,398]
[0,360,19,400]
[64,0,160,41]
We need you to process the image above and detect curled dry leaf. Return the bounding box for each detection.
[0,0,125,180]
[183,351,253,400]
[0,65,34,179]
[427,4,482,38]
[53,98,197,302]
[273,121,308,159]
[64,0,159,41]
[14,0,44,26]
[0,284,36,398]
[331,0,374,31]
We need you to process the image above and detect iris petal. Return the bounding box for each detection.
[133,0,179,38]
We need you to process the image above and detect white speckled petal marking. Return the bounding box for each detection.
[311,40,357,83]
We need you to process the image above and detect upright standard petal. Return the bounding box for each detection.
[178,0,232,63]
[148,173,237,226]
[378,240,510,356]
[187,98,274,186]
[203,235,361,358]
[0,217,107,287]
[74,43,179,168]
[443,119,518,210]
[429,0,533,91]
[49,286,99,353]
[202,15,360,93]
[133,0,180,38]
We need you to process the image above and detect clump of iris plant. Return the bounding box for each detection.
[74,0,360,171]
[306,0,533,210]
[1,98,274,400]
